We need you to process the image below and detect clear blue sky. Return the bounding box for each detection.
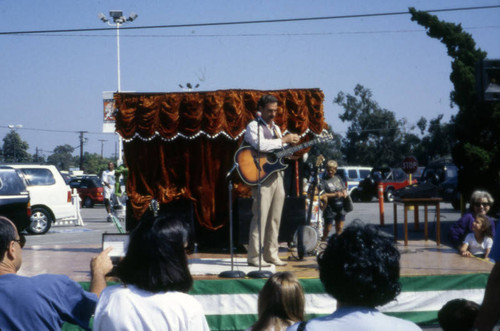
[1,0,499,160]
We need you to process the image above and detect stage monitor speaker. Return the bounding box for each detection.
[235,197,306,246]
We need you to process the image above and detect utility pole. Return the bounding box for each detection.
[78,131,88,170]
[98,139,107,158]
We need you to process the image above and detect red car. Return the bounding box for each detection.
[358,167,417,202]
[69,175,104,208]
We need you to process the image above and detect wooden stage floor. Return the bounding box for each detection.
[191,239,493,280]
[18,239,493,281]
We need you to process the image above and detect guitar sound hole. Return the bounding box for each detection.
[267,154,277,163]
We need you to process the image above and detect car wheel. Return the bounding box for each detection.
[385,188,395,202]
[84,197,94,208]
[28,207,52,234]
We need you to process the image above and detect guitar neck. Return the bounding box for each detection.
[275,137,323,159]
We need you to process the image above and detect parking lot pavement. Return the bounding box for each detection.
[24,205,118,247]
[22,200,461,249]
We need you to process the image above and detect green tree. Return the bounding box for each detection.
[410,8,500,202]
[307,125,343,166]
[32,150,46,164]
[1,131,31,163]
[417,114,454,165]
[333,84,412,167]
[47,145,77,171]
[81,152,114,175]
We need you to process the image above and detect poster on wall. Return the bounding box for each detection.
[102,91,116,133]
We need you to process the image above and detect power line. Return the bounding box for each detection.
[7,25,500,38]
[0,125,111,135]
[1,5,499,36]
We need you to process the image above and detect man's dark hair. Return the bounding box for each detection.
[438,298,479,331]
[318,221,401,307]
[116,216,193,293]
[0,217,17,259]
[257,95,278,109]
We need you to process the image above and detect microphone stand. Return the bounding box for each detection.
[219,164,246,278]
[248,117,272,279]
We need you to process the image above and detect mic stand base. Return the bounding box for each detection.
[219,270,246,278]
[247,269,273,279]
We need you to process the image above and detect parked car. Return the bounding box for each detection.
[358,167,417,202]
[419,159,459,209]
[411,166,425,182]
[439,176,460,210]
[9,165,74,234]
[336,166,372,202]
[0,166,31,232]
[69,175,104,208]
[420,159,458,186]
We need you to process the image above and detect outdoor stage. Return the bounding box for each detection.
[20,237,493,331]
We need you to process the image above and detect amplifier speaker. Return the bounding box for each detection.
[235,196,306,246]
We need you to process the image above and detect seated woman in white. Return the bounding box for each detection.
[93,216,209,331]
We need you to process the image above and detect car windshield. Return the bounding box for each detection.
[0,169,27,195]
[359,170,371,179]
[86,177,102,188]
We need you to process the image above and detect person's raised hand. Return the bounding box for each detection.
[91,247,114,277]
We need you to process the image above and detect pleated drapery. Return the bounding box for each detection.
[115,89,327,230]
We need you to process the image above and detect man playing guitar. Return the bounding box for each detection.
[244,95,299,267]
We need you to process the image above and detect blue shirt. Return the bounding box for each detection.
[287,306,421,331]
[0,273,97,331]
[489,222,500,261]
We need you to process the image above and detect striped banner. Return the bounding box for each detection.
[64,273,489,330]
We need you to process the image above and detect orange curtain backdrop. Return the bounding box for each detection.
[115,89,327,230]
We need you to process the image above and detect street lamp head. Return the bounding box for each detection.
[98,13,109,23]
[128,12,138,22]
[109,10,123,19]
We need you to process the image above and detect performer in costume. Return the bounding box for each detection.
[319,160,347,239]
[244,95,299,267]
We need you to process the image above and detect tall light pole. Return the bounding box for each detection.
[98,10,138,165]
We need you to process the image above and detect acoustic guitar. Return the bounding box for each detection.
[234,132,333,186]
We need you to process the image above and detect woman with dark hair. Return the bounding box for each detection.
[93,216,209,331]
[288,221,420,330]
[248,271,304,331]
[449,190,495,248]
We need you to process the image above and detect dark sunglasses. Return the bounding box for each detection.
[13,234,26,248]
[474,202,491,208]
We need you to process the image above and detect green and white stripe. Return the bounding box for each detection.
[66,273,488,330]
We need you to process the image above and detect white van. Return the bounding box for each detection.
[336,166,372,201]
[10,165,74,234]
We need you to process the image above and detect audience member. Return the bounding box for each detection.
[449,190,495,248]
[319,159,348,239]
[288,221,421,330]
[93,216,209,331]
[0,216,113,331]
[459,214,494,259]
[249,271,305,331]
[438,298,479,331]
[475,222,500,330]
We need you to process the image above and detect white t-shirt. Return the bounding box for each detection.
[93,284,210,331]
[287,307,421,331]
[463,232,493,256]
[101,169,115,199]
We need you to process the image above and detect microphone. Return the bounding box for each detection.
[255,111,267,125]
